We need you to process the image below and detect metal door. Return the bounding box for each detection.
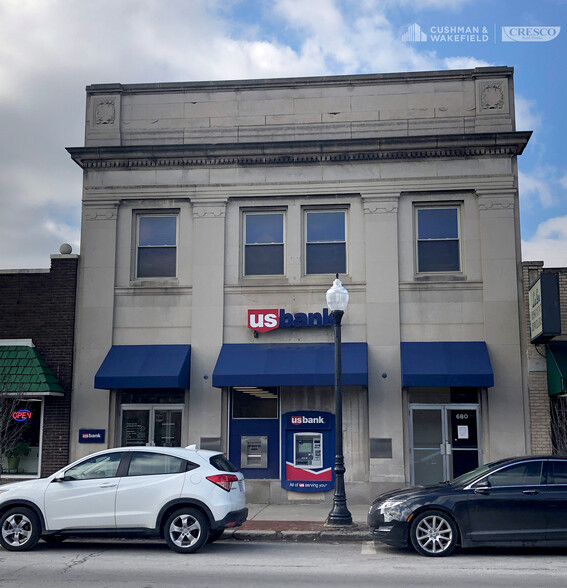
[410,405,480,485]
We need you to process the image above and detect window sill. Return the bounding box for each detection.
[129,278,180,288]
[414,273,467,282]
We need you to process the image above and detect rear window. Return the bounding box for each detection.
[210,454,238,473]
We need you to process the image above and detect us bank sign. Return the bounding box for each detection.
[248,308,334,333]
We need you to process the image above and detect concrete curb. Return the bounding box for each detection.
[223,525,370,543]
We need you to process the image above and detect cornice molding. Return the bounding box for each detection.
[67,132,532,170]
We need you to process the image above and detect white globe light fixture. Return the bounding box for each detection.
[326,274,352,526]
[326,274,349,312]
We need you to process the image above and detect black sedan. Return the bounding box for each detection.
[368,456,567,557]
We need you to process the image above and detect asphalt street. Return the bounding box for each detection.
[2,538,567,587]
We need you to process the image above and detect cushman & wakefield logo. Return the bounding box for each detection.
[248,308,334,333]
[502,26,560,42]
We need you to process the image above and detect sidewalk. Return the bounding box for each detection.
[223,503,370,543]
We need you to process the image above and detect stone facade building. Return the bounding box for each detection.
[68,67,531,502]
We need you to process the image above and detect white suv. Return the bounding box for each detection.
[0,445,247,553]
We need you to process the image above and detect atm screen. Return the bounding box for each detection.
[297,439,312,454]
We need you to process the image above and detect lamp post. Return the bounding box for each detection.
[326,274,352,526]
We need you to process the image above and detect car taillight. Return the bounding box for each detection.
[206,474,239,492]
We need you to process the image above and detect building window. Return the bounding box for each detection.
[416,207,460,273]
[305,210,346,275]
[244,212,284,276]
[136,215,177,278]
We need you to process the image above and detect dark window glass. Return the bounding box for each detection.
[137,216,177,278]
[127,452,184,476]
[232,388,278,419]
[306,211,346,275]
[244,213,284,276]
[549,460,567,484]
[485,461,543,487]
[210,454,239,473]
[417,208,460,272]
[65,453,123,480]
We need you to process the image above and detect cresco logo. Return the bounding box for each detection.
[248,308,334,332]
[12,410,32,422]
[291,416,325,425]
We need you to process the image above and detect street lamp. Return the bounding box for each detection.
[326,274,353,526]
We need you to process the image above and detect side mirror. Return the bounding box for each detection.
[473,481,491,494]
[52,473,66,483]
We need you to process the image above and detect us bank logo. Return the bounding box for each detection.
[502,26,560,42]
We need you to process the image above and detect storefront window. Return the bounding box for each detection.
[1,399,41,476]
[232,387,278,419]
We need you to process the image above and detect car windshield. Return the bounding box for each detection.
[448,462,495,487]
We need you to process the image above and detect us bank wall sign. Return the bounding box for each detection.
[248,308,333,333]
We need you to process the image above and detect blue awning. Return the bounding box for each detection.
[212,343,368,388]
[95,345,191,389]
[401,342,494,388]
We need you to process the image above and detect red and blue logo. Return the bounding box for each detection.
[248,308,333,332]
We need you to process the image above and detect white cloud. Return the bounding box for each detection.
[519,170,555,208]
[442,57,491,69]
[522,216,567,266]
[515,95,542,133]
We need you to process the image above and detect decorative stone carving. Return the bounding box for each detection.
[478,198,515,211]
[192,201,227,219]
[363,201,399,215]
[95,99,116,125]
[84,208,118,221]
[480,82,504,110]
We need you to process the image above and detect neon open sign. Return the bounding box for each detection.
[12,410,32,422]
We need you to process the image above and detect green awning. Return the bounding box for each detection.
[546,341,567,396]
[0,345,64,396]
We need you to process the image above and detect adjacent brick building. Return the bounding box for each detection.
[0,246,79,477]
[522,261,567,455]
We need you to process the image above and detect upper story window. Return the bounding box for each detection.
[416,206,460,273]
[305,210,346,275]
[244,212,284,276]
[137,215,177,278]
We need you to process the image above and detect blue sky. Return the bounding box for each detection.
[0,0,565,268]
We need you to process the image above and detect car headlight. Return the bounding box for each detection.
[375,498,408,522]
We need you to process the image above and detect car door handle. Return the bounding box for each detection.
[522,489,539,495]
[99,483,117,488]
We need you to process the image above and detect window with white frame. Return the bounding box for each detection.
[305,210,346,275]
[416,206,460,273]
[136,214,177,278]
[244,212,284,276]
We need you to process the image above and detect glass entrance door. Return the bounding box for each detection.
[410,405,480,485]
[121,405,183,447]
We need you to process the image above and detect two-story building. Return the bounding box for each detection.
[68,67,531,502]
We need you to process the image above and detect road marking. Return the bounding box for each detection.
[361,540,377,554]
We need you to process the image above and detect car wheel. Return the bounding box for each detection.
[206,528,225,544]
[164,508,209,554]
[410,510,457,557]
[0,507,41,551]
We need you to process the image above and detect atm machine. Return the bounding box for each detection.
[281,411,335,493]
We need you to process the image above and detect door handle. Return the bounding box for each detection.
[99,483,117,488]
[522,489,539,495]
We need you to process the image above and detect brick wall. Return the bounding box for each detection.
[0,254,78,475]
[522,262,567,454]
